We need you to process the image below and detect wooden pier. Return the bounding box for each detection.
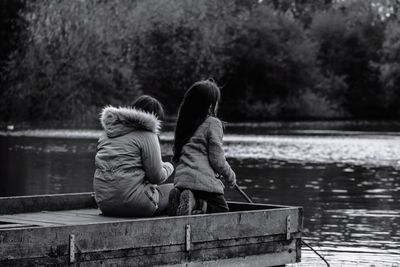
[0,192,302,266]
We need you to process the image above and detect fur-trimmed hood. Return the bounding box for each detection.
[100,106,161,138]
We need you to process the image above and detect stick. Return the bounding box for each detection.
[234,184,253,203]
[301,240,330,267]
[234,183,330,267]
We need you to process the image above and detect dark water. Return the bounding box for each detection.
[0,131,399,266]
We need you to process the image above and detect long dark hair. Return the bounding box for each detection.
[131,95,165,121]
[173,80,221,163]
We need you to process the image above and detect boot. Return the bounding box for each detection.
[167,188,181,216]
[192,199,208,215]
[176,190,196,216]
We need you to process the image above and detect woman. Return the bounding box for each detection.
[94,95,174,217]
[169,80,236,216]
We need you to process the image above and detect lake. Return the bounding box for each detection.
[0,128,399,266]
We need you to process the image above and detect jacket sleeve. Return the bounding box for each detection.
[141,133,174,184]
[207,119,236,183]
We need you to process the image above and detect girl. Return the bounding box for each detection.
[94,95,174,217]
[169,80,236,216]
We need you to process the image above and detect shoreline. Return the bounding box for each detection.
[2,120,400,132]
[1,128,400,140]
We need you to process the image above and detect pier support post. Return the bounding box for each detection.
[286,216,291,240]
[69,234,76,264]
[185,225,191,251]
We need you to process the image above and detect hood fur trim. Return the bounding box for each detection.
[100,106,161,137]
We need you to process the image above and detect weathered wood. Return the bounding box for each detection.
[0,208,300,258]
[228,201,295,211]
[0,223,38,229]
[0,217,58,227]
[0,193,303,266]
[286,216,291,240]
[1,236,301,267]
[69,234,76,264]
[0,208,298,259]
[0,209,132,226]
[0,192,96,215]
[80,239,299,267]
[0,192,296,215]
[185,224,191,252]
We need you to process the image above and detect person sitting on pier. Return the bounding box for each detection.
[93,95,174,217]
[169,80,236,216]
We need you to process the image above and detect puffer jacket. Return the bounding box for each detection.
[174,116,236,194]
[93,106,173,217]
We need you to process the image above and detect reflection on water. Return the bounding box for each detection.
[223,134,400,169]
[0,137,97,196]
[225,159,400,266]
[0,132,399,266]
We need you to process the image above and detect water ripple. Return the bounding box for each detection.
[2,130,400,169]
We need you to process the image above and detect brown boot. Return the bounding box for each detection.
[176,190,196,216]
[167,188,181,216]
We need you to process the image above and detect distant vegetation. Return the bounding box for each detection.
[1,0,400,123]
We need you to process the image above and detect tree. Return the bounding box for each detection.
[380,20,400,116]
[132,0,236,113]
[269,0,333,26]
[2,0,141,121]
[309,0,386,118]
[220,4,321,120]
[0,0,26,71]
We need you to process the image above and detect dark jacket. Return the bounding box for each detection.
[93,106,173,216]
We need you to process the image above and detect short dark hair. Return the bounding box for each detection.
[131,95,165,121]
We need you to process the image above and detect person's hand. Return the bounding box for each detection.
[163,162,174,177]
[227,171,236,187]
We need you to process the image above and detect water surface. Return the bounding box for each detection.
[0,130,399,266]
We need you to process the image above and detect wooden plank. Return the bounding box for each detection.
[189,208,300,243]
[0,209,155,226]
[55,209,103,216]
[0,212,98,226]
[0,224,38,229]
[228,201,298,211]
[0,193,303,266]
[0,217,60,227]
[46,209,139,222]
[0,193,97,215]
[0,235,301,266]
[0,207,301,261]
[158,252,293,267]
[0,192,295,215]
[296,237,302,262]
[79,238,300,267]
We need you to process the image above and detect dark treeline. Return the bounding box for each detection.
[1,0,400,123]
